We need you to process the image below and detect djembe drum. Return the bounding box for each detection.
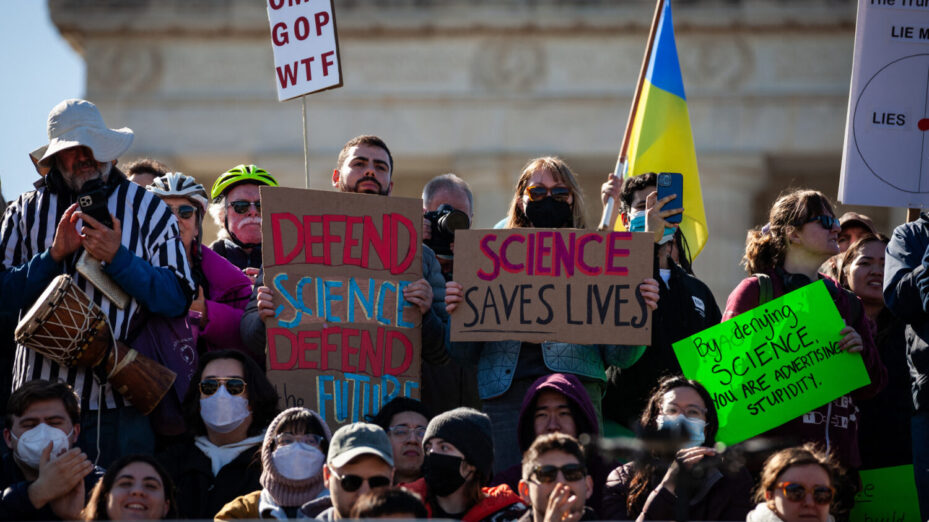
[15,274,176,415]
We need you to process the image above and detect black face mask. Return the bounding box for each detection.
[423,453,469,497]
[525,197,573,228]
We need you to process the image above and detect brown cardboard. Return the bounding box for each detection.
[450,229,653,345]
[260,187,423,430]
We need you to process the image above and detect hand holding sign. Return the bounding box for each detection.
[838,325,863,353]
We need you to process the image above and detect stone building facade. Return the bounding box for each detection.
[49,0,899,304]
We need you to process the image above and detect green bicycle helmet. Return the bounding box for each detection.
[211,164,278,200]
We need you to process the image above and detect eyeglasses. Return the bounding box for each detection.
[387,425,426,440]
[229,200,260,214]
[199,377,247,396]
[525,185,571,202]
[169,205,196,220]
[806,215,840,230]
[530,463,587,484]
[774,482,835,505]
[330,470,391,492]
[660,404,708,419]
[275,433,325,447]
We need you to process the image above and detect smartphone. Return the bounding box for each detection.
[657,172,683,224]
[77,179,113,229]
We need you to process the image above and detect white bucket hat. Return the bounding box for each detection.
[37,99,134,170]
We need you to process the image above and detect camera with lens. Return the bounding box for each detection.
[424,204,470,257]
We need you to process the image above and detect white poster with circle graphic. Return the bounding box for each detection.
[840,0,929,208]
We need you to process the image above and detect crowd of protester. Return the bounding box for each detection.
[0,97,924,522]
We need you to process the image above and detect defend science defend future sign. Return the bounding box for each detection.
[672,280,870,446]
[450,229,653,345]
[260,187,423,430]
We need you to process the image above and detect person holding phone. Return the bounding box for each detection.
[0,99,196,467]
[600,172,722,434]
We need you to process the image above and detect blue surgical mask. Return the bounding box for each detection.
[628,210,646,232]
[656,414,706,447]
[628,210,675,244]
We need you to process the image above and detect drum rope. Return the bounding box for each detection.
[94,381,104,468]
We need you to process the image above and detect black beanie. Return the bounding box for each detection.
[423,407,494,484]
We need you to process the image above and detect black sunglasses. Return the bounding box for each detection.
[330,470,391,492]
[525,185,571,202]
[806,215,839,230]
[229,200,260,214]
[531,463,586,484]
[199,377,247,396]
[775,482,835,505]
[169,205,196,220]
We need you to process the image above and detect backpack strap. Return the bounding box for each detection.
[753,273,773,305]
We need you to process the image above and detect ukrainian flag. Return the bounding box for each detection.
[618,0,708,260]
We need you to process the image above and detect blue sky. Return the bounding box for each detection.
[0,1,84,202]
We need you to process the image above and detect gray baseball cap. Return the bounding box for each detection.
[327,422,394,469]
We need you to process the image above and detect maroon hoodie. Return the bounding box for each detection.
[490,373,613,515]
[724,270,887,469]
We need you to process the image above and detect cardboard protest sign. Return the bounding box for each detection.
[450,229,653,344]
[672,280,870,445]
[839,0,929,207]
[266,0,342,101]
[851,465,920,522]
[261,187,422,430]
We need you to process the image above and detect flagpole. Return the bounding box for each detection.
[598,0,666,231]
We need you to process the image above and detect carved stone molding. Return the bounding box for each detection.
[87,45,162,98]
[471,39,546,93]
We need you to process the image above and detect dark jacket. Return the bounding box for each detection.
[605,260,722,428]
[210,238,263,272]
[402,478,527,522]
[517,505,598,522]
[0,451,104,521]
[490,373,614,515]
[857,308,912,469]
[884,212,929,413]
[299,495,332,519]
[724,269,887,469]
[157,440,262,520]
[602,460,753,520]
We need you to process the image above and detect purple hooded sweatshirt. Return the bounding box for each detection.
[490,373,615,515]
[195,245,253,354]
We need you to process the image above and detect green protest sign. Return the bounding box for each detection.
[851,465,920,522]
[672,280,870,445]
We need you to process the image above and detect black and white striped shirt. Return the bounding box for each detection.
[0,174,195,410]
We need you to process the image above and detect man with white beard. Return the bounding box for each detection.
[0,99,196,466]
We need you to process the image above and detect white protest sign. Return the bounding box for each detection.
[839,0,929,208]
[267,0,342,101]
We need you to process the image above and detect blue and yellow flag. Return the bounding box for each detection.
[617,0,708,259]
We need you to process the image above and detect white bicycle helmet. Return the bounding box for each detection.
[147,172,209,210]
